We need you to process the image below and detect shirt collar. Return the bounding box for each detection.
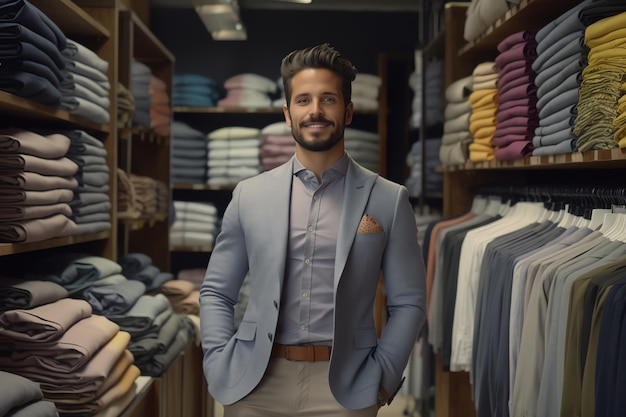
[293,153,349,183]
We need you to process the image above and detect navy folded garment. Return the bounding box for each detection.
[0,71,61,105]
[0,41,63,82]
[0,22,65,68]
[0,0,66,49]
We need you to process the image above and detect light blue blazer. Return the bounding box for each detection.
[199,155,427,410]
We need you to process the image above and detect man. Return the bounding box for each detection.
[200,43,426,417]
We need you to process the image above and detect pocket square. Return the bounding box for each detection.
[357,214,384,234]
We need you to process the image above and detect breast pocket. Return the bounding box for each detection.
[347,232,386,279]
[353,231,386,252]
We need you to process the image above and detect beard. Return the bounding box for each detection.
[290,117,344,152]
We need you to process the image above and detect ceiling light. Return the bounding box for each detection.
[275,0,313,3]
[193,0,247,41]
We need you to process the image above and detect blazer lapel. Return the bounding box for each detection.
[334,158,378,286]
[265,158,295,286]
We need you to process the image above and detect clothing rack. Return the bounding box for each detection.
[471,184,626,215]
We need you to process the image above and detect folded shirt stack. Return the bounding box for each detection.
[172,73,222,107]
[532,0,590,156]
[218,73,276,108]
[0,0,67,106]
[424,59,444,127]
[66,129,112,235]
[440,75,473,166]
[130,60,152,130]
[351,73,381,111]
[170,121,208,184]
[206,126,261,187]
[468,61,499,162]
[0,127,80,243]
[492,30,538,160]
[148,75,171,137]
[170,200,220,248]
[60,39,111,124]
[259,121,296,171]
[344,127,380,173]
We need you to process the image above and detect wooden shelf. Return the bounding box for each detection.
[118,376,153,417]
[0,231,110,256]
[172,183,234,191]
[0,91,110,133]
[31,0,110,41]
[458,0,584,56]
[173,106,283,114]
[444,148,626,172]
[118,214,168,230]
[172,106,379,115]
[423,28,445,60]
[118,127,170,146]
[0,3,210,417]
[426,2,609,416]
[117,9,174,272]
[127,11,175,64]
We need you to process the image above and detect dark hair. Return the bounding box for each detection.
[280,43,357,107]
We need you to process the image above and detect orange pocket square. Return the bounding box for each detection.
[357,214,384,234]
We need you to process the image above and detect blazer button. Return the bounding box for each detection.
[268,333,273,342]
[273,300,278,309]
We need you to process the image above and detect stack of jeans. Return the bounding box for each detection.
[0,0,67,106]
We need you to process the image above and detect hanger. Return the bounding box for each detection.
[470,194,488,214]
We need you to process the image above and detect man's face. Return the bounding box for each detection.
[283,68,353,152]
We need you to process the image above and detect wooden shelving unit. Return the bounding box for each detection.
[420,1,626,416]
[458,0,582,56]
[446,147,626,171]
[0,2,211,416]
[173,106,283,114]
[116,9,174,272]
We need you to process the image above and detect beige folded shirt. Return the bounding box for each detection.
[0,213,78,243]
[42,332,132,399]
[0,154,79,177]
[0,314,119,375]
[0,298,92,343]
[0,128,70,158]
[0,171,78,191]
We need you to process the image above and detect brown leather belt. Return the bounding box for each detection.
[271,343,332,362]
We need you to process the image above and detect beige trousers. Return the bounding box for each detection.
[223,357,378,417]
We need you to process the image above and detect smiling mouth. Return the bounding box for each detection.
[306,123,329,129]
[302,118,332,128]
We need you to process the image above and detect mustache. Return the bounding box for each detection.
[299,117,333,127]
